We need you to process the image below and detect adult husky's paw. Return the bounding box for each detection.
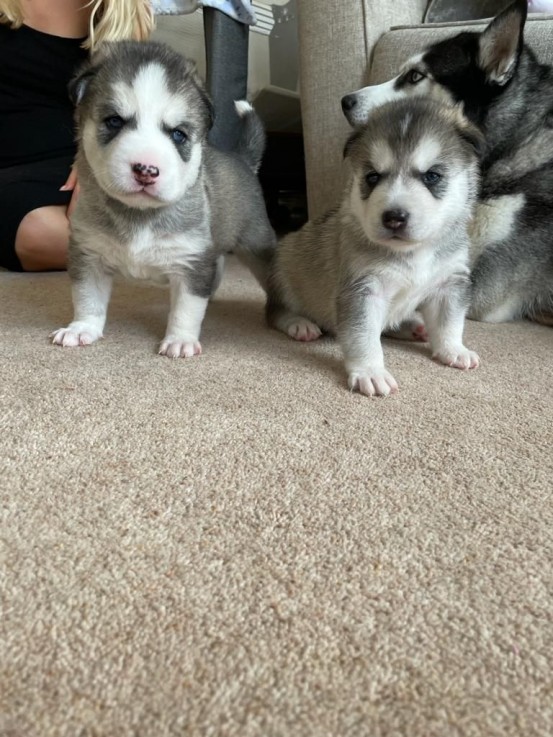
[348,367,399,397]
[287,317,322,342]
[433,347,479,370]
[159,337,202,359]
[50,323,102,347]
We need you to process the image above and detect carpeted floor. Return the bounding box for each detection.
[1,257,552,737]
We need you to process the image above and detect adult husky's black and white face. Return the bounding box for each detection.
[71,41,214,209]
[341,0,527,127]
[345,99,482,250]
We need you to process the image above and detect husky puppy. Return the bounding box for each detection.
[267,99,481,397]
[341,0,553,324]
[51,41,276,357]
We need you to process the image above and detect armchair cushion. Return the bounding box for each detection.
[370,15,553,83]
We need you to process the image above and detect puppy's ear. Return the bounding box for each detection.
[189,82,214,133]
[90,41,119,64]
[68,61,97,105]
[343,129,363,159]
[184,59,215,133]
[457,120,486,159]
[449,103,485,159]
[478,0,527,85]
[199,87,215,132]
[68,42,118,105]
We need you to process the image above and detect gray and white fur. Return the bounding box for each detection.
[267,98,481,397]
[51,41,276,357]
[341,0,553,325]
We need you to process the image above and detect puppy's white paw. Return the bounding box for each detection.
[433,346,480,370]
[348,367,399,397]
[159,337,202,359]
[50,324,102,347]
[287,318,322,342]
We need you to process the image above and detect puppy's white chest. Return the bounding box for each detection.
[97,228,207,283]
[387,283,428,327]
[385,251,456,326]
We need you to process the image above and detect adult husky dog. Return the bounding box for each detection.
[341,0,553,325]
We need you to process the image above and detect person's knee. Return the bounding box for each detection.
[17,207,64,252]
[15,207,69,270]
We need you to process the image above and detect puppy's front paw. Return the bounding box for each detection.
[159,337,202,359]
[433,346,479,370]
[348,367,399,397]
[50,324,102,347]
[287,318,322,342]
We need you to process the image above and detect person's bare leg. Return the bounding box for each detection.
[15,205,69,271]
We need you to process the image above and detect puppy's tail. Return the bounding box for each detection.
[234,100,266,174]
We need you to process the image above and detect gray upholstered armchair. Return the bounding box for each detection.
[297,1,553,219]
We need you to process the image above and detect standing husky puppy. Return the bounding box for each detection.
[267,99,481,397]
[341,0,553,324]
[51,41,275,357]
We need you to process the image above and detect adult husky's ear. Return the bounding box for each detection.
[478,0,527,85]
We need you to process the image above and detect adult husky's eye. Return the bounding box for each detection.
[422,170,441,186]
[365,171,380,186]
[104,115,125,130]
[171,129,188,144]
[407,69,425,84]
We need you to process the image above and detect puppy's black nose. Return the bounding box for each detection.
[132,163,160,184]
[341,94,357,112]
[382,209,409,231]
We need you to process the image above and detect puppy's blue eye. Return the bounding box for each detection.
[171,129,187,144]
[366,171,380,186]
[422,170,441,185]
[104,115,125,130]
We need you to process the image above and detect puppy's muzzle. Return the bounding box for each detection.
[132,162,160,186]
[382,209,409,233]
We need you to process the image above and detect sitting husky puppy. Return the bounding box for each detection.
[341,0,553,325]
[51,41,275,358]
[267,98,481,397]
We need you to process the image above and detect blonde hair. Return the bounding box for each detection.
[0,0,155,50]
[85,0,154,50]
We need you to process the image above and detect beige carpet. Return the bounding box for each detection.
[1,257,552,737]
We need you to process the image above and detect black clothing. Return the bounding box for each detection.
[0,24,87,167]
[0,156,74,271]
[0,24,87,269]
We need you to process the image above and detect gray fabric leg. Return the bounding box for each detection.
[203,8,249,152]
